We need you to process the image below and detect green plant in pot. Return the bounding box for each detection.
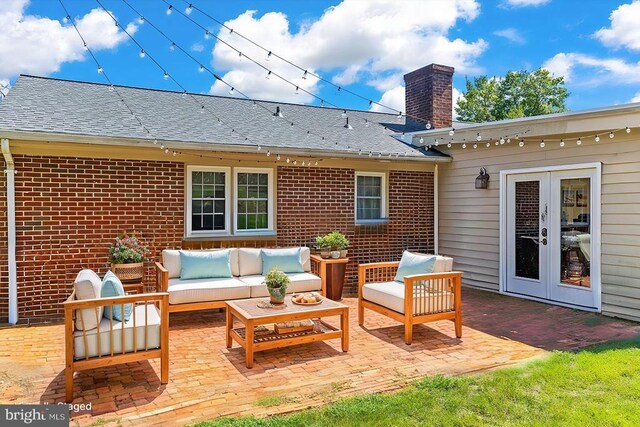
[264,267,290,304]
[107,233,150,282]
[315,235,332,259]
[323,231,350,258]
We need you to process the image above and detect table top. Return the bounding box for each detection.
[226,295,347,320]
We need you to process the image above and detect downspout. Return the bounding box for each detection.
[1,139,17,324]
[434,164,439,255]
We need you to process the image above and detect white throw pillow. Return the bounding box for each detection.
[73,269,103,331]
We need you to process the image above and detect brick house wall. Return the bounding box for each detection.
[514,180,540,279]
[0,156,434,323]
[276,166,434,295]
[7,156,184,323]
[0,158,7,321]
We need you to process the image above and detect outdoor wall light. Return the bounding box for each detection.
[475,167,490,189]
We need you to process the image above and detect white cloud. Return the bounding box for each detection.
[0,1,136,81]
[493,28,525,44]
[543,52,640,85]
[504,0,550,7]
[594,1,640,51]
[191,43,205,52]
[631,91,640,102]
[209,0,486,104]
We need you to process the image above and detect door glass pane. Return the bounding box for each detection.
[515,181,540,279]
[560,178,591,287]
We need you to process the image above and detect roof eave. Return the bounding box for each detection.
[0,129,452,163]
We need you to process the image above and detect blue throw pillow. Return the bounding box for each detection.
[102,271,133,322]
[261,248,304,275]
[179,249,232,280]
[394,251,436,283]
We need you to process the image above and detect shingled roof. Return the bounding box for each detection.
[0,75,446,160]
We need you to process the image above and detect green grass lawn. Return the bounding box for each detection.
[193,338,640,427]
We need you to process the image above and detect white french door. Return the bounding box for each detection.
[503,165,601,310]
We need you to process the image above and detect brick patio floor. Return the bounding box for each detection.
[1,288,639,426]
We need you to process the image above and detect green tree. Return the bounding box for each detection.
[455,69,569,122]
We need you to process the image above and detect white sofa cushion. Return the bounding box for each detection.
[238,247,311,277]
[410,253,453,273]
[240,272,322,298]
[362,281,453,315]
[73,269,104,331]
[163,249,240,278]
[73,304,161,359]
[167,277,249,304]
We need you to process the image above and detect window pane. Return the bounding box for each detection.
[213,214,224,230]
[190,170,227,233]
[258,185,268,199]
[192,185,202,198]
[257,200,267,213]
[192,200,202,214]
[214,172,224,185]
[203,185,215,198]
[238,200,247,213]
[192,214,202,230]
[248,174,258,185]
[202,200,213,214]
[247,200,257,213]
[356,174,383,221]
[203,172,215,184]
[214,200,225,213]
[192,171,203,184]
[257,214,268,228]
[202,214,213,230]
[247,214,257,229]
[238,173,247,185]
[248,186,259,198]
[259,174,268,185]
[238,214,247,229]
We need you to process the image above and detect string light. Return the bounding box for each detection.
[519,140,525,147]
[425,121,431,130]
[137,16,145,25]
[476,133,482,142]
[419,137,424,144]
[185,3,193,14]
[449,128,455,137]
[577,138,582,145]
[302,70,308,80]
[266,51,272,61]
[139,49,145,58]
[286,157,290,163]
[560,139,565,147]
[169,42,176,51]
[63,14,70,23]
[540,140,545,148]
[341,110,347,119]
[626,127,631,134]
[228,87,235,95]
[97,66,103,73]
[486,142,490,148]
[204,30,211,39]
[447,142,452,148]
[609,132,615,139]
[265,70,272,79]
[462,143,467,149]
[166,5,173,15]
[163,71,169,80]
[473,143,478,149]
[276,154,280,161]
[266,151,271,157]
[500,137,505,145]
[595,135,600,143]
[198,64,205,72]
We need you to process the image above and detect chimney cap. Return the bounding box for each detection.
[403,63,454,82]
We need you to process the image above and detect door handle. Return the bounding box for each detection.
[541,228,547,237]
[541,238,547,245]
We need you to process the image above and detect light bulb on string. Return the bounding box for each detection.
[626,127,631,134]
[315,161,318,166]
[341,110,347,119]
[276,154,281,161]
[447,142,452,148]
[560,139,565,147]
[595,135,600,143]
[97,66,103,74]
[419,137,424,145]
[165,148,169,154]
[378,153,382,158]
[153,139,158,145]
[295,86,299,95]
[462,143,467,149]
[449,128,455,137]
[476,133,482,142]
[108,85,114,92]
[228,87,235,95]
[302,70,308,80]
[500,137,505,145]
[473,143,478,149]
[204,30,211,40]
[577,138,582,145]
[425,121,431,130]
[83,42,88,50]
[217,119,222,126]
[200,105,205,113]
[166,5,173,15]
[365,120,370,128]
[163,71,169,80]
[139,49,145,59]
[401,133,405,140]
[137,16,145,25]
[519,140,525,147]
[435,140,440,146]
[368,152,373,157]
[286,157,290,163]
[63,15,70,24]
[169,42,176,52]
[185,4,193,14]
[198,64,205,73]
[486,142,490,148]
[265,71,271,80]
[540,140,545,148]
[173,151,177,156]
[266,151,271,157]
[609,132,614,139]
[160,144,165,149]
[495,141,499,146]
[397,112,403,121]
[266,51,272,61]
[293,160,297,165]
[302,161,305,166]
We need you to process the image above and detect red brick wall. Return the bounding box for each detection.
[404,64,454,129]
[276,167,434,295]
[10,156,184,322]
[0,158,7,322]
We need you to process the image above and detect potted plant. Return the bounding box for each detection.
[264,267,290,304]
[323,231,350,259]
[107,233,150,283]
[315,235,332,259]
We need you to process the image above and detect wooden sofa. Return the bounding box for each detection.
[155,247,325,313]
[63,283,169,402]
[358,255,462,345]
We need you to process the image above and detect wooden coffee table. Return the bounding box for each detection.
[225,295,349,368]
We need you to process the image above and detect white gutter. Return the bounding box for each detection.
[433,164,439,255]
[1,139,17,324]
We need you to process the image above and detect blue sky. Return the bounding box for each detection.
[1,0,640,117]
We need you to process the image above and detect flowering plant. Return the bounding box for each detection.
[107,234,150,264]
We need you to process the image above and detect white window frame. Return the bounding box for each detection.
[233,167,275,235]
[354,171,388,224]
[185,165,231,237]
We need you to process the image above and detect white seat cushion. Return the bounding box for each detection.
[240,272,322,298]
[362,281,453,315]
[167,277,249,304]
[73,304,161,359]
[163,249,240,278]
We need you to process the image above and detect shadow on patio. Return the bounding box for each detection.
[0,288,638,426]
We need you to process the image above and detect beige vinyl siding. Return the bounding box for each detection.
[438,136,640,322]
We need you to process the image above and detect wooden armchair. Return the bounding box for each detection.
[63,291,169,402]
[358,261,462,345]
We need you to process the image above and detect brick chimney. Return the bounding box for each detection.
[404,64,454,129]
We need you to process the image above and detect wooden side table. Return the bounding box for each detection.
[122,282,145,294]
[311,255,349,300]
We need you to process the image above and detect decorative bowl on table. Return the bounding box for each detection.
[291,292,323,305]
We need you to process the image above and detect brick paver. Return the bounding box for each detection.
[1,288,638,426]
